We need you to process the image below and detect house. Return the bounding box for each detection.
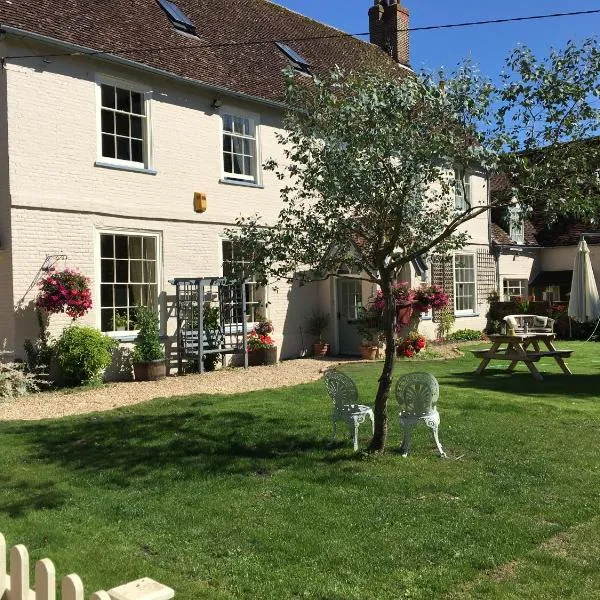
[492,176,600,305]
[0,0,494,372]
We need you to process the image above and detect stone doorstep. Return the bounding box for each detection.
[108,578,175,600]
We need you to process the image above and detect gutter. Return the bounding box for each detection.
[0,25,288,111]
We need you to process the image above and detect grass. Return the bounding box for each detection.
[0,342,599,599]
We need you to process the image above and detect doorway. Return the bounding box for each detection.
[336,279,363,355]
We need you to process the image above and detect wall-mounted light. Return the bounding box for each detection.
[194,192,207,213]
[211,99,223,111]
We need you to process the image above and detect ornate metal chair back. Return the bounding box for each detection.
[395,372,439,417]
[323,369,359,413]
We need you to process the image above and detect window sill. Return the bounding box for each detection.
[106,332,138,343]
[455,312,480,318]
[219,178,264,189]
[95,161,158,175]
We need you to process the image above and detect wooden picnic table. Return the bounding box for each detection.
[471,333,573,381]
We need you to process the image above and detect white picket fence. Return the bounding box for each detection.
[0,533,174,600]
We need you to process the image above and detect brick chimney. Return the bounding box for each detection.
[368,0,410,66]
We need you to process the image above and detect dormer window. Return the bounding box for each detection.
[156,0,196,35]
[275,42,311,74]
[509,207,525,245]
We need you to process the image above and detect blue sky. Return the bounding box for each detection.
[275,1,600,80]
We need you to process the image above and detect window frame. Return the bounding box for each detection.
[95,227,163,339]
[95,75,153,171]
[453,252,477,316]
[454,168,471,212]
[219,110,261,184]
[542,285,561,303]
[218,236,267,327]
[502,278,528,301]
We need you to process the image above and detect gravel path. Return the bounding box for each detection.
[0,358,350,422]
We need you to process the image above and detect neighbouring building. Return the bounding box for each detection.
[0,0,496,374]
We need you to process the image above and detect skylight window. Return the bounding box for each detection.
[156,0,196,35]
[275,42,311,74]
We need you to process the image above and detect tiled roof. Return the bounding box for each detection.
[0,0,394,105]
[491,221,539,247]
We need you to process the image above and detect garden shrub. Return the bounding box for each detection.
[446,329,485,342]
[0,362,39,399]
[132,306,165,362]
[55,325,117,386]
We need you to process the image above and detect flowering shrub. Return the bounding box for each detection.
[370,282,449,314]
[36,268,92,319]
[247,331,275,350]
[397,331,427,358]
[254,320,274,336]
[414,285,450,313]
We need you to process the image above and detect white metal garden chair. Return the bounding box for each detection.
[323,369,374,452]
[395,372,446,458]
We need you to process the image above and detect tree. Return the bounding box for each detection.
[227,40,600,452]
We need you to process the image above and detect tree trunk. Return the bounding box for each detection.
[369,275,397,453]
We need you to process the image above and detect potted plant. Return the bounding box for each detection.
[356,306,384,360]
[308,312,330,357]
[112,311,129,331]
[131,306,166,381]
[247,320,277,366]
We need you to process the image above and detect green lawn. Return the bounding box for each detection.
[1,343,600,599]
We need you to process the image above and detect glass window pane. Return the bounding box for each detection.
[101,309,114,332]
[131,116,143,139]
[143,238,156,260]
[101,109,115,134]
[223,114,233,132]
[100,234,114,258]
[115,260,128,283]
[101,85,115,109]
[117,137,130,161]
[232,154,243,174]
[222,241,233,261]
[232,137,243,155]
[131,92,143,115]
[144,261,156,284]
[102,134,115,158]
[101,284,113,308]
[115,236,129,258]
[129,285,144,307]
[116,87,130,112]
[115,113,129,137]
[146,285,158,310]
[131,139,143,163]
[243,139,252,156]
[129,236,142,259]
[130,260,144,283]
[223,153,232,174]
[222,134,232,152]
[101,259,114,283]
[114,285,128,307]
[233,116,243,134]
[244,157,251,175]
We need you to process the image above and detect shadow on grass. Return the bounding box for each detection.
[442,371,600,400]
[3,405,340,489]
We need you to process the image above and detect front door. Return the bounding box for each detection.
[337,279,363,355]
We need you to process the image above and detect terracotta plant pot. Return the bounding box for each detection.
[313,342,329,357]
[133,359,167,381]
[248,346,278,366]
[359,344,379,360]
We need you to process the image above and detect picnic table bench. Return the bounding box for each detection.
[471,333,573,381]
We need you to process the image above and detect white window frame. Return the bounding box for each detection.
[509,207,525,245]
[220,109,261,184]
[453,252,477,316]
[95,227,163,339]
[218,236,267,328]
[95,75,153,171]
[454,169,471,212]
[542,285,561,303]
[502,278,528,301]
